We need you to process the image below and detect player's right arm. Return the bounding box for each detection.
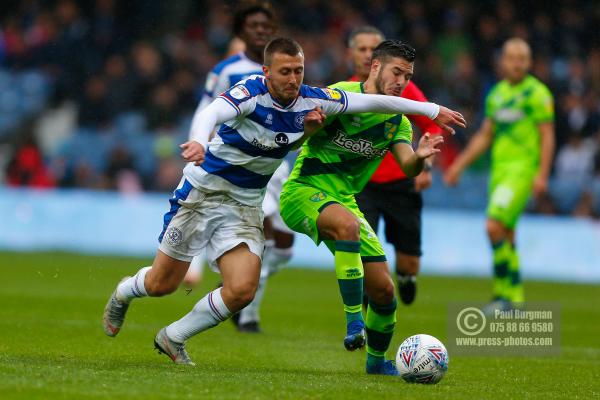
[181,98,239,165]
[443,118,494,186]
[340,91,466,134]
[182,82,257,165]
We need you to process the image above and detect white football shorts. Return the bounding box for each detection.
[158,178,265,271]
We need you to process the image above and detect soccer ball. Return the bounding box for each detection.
[395,334,449,384]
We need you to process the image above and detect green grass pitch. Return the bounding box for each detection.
[0,251,599,399]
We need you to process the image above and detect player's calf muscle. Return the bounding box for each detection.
[145,255,189,296]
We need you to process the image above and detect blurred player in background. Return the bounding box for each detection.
[184,1,294,334]
[445,38,555,311]
[280,40,465,375]
[348,26,444,305]
[103,37,464,366]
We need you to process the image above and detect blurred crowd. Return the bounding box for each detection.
[2,0,600,216]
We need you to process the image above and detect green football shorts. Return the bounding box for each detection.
[487,172,534,229]
[280,180,387,263]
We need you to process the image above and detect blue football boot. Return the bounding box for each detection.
[344,320,366,351]
[366,360,399,376]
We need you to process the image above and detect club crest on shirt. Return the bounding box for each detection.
[165,227,183,246]
[294,112,307,130]
[275,133,289,146]
[229,85,251,100]
[265,113,273,125]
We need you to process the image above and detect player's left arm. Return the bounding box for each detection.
[316,88,466,133]
[391,133,444,178]
[341,91,466,133]
[534,121,555,197]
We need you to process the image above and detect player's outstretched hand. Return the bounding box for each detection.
[415,133,444,159]
[434,106,467,135]
[180,140,206,166]
[303,106,327,137]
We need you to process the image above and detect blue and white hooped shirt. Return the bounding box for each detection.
[183,75,349,206]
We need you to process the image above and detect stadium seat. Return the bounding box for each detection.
[122,134,157,177]
[115,112,147,136]
[589,178,600,215]
[424,171,488,210]
[0,88,20,113]
[548,177,585,214]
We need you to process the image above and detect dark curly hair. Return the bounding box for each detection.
[233,1,277,36]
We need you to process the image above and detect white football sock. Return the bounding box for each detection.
[116,266,150,303]
[266,246,293,277]
[166,287,232,343]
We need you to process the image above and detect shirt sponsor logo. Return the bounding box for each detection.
[495,108,525,123]
[275,133,289,146]
[332,131,387,159]
[251,138,274,151]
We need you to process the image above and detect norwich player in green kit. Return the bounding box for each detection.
[445,38,555,310]
[280,40,465,375]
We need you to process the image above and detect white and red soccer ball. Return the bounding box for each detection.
[396,334,449,384]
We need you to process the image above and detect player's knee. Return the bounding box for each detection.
[370,279,395,304]
[335,218,361,241]
[227,281,257,308]
[486,220,507,242]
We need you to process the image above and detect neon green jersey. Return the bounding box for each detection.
[288,81,413,197]
[485,75,554,175]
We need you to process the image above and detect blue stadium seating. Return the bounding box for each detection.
[548,177,585,214]
[0,69,51,137]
